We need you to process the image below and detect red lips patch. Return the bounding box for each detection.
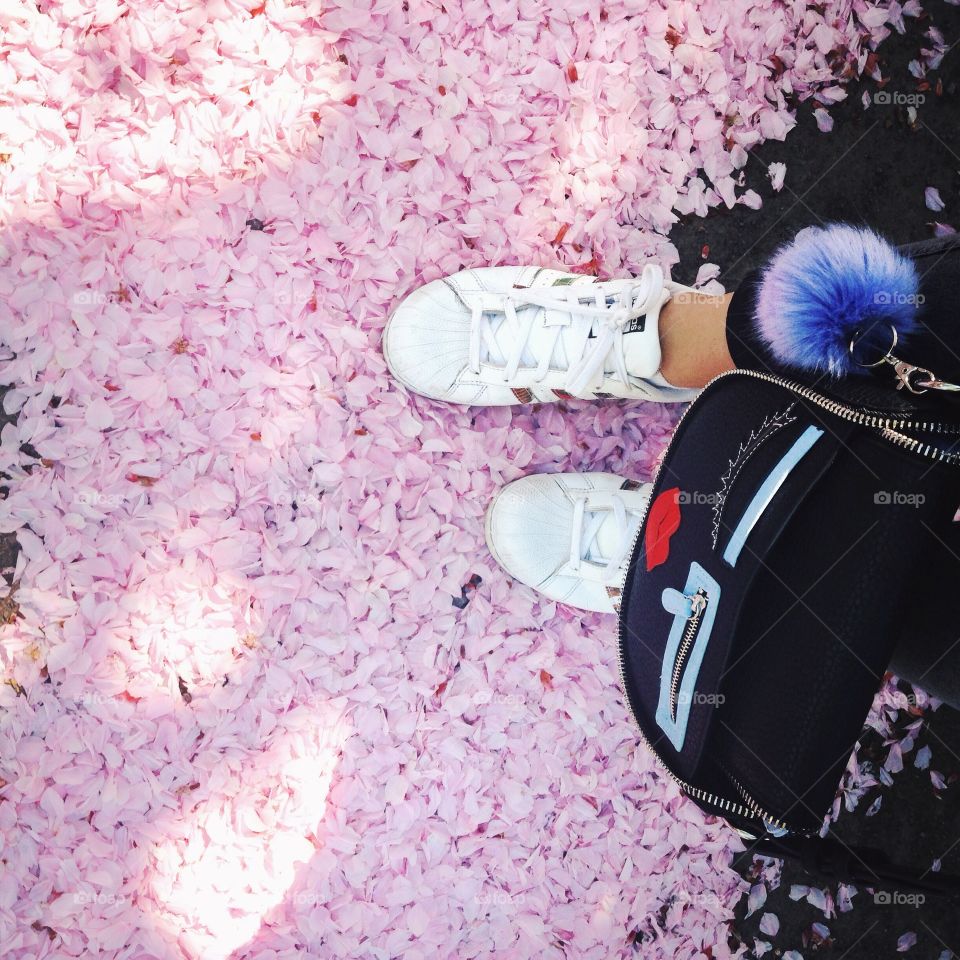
[645,487,682,572]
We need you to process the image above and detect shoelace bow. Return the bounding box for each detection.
[467,264,665,395]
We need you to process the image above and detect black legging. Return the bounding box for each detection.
[724,233,960,708]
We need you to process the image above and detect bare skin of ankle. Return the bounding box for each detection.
[658,291,737,388]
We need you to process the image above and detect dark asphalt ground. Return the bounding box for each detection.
[671,3,960,289]
[670,3,960,958]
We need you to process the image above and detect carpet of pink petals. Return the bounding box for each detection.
[0,0,923,956]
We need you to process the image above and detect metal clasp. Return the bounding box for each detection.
[849,324,960,394]
[889,358,938,394]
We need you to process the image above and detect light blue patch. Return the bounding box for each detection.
[661,587,693,619]
[722,424,824,568]
[655,562,721,752]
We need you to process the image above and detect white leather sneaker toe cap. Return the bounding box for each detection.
[485,472,645,613]
[383,276,472,401]
[485,473,575,590]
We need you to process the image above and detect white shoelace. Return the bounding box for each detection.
[568,494,644,579]
[467,265,665,395]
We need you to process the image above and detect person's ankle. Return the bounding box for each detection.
[658,291,735,388]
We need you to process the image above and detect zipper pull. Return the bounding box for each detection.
[915,374,960,393]
[662,588,707,619]
[688,591,708,618]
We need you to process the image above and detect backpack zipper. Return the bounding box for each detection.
[668,589,708,722]
[616,367,960,834]
[727,772,765,816]
[880,425,960,462]
[731,371,960,452]
[726,771,793,834]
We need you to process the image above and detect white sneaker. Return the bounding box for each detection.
[383,265,701,405]
[484,472,652,613]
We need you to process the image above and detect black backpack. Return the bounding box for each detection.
[617,366,960,894]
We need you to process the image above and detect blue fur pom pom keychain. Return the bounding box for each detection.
[754,224,921,379]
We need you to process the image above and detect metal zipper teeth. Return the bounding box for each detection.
[668,592,706,721]
[615,366,960,835]
[731,369,960,443]
[729,774,762,816]
[881,426,960,464]
[725,772,820,838]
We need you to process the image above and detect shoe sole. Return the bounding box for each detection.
[483,485,513,579]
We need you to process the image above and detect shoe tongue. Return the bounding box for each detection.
[509,280,665,380]
[515,304,573,366]
[591,513,621,564]
[620,297,664,380]
[529,304,658,380]
[521,275,602,368]
[585,508,629,566]
[578,281,667,382]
